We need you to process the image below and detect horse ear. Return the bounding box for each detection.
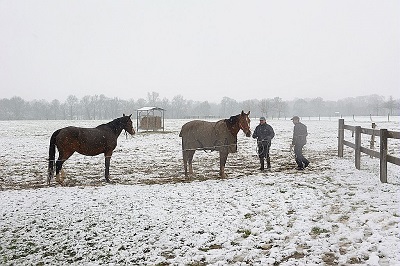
[129,114,132,118]
[241,110,244,115]
[247,111,250,115]
[123,113,126,117]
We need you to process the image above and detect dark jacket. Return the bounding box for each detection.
[292,122,307,146]
[252,123,275,143]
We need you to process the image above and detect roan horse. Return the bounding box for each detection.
[179,111,251,177]
[47,114,135,185]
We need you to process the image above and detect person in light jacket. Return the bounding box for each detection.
[291,116,309,170]
[252,117,275,170]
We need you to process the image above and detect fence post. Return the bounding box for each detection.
[355,126,361,170]
[370,123,376,158]
[380,129,388,183]
[338,119,344,157]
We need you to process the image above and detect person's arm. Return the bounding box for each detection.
[252,126,258,139]
[292,125,296,145]
[270,125,275,140]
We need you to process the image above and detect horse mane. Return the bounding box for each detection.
[225,114,239,127]
[97,116,125,134]
[224,114,240,136]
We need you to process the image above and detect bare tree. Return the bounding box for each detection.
[81,96,92,119]
[192,101,211,117]
[272,97,285,119]
[367,95,385,116]
[147,91,160,107]
[50,99,60,120]
[385,96,396,115]
[220,97,238,117]
[293,99,307,117]
[259,99,270,118]
[9,96,26,120]
[309,97,324,116]
[66,95,78,120]
[171,95,186,118]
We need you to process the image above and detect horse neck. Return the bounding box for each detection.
[225,120,240,136]
[231,124,240,135]
[104,120,124,136]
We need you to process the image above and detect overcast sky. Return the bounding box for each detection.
[0,0,399,103]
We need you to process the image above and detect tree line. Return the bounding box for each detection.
[0,92,398,120]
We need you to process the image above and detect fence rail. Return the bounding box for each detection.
[338,119,400,183]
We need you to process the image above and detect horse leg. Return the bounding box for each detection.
[55,151,73,185]
[183,150,195,177]
[219,152,229,178]
[182,150,188,176]
[104,156,111,182]
[55,160,65,184]
[187,150,195,176]
[47,160,55,185]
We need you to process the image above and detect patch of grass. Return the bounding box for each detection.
[198,244,222,252]
[155,262,170,266]
[347,256,363,264]
[160,250,175,259]
[244,213,252,219]
[287,210,295,215]
[278,251,305,264]
[322,252,338,264]
[310,226,330,236]
[237,229,252,238]
[256,244,272,250]
[186,257,207,266]
[338,215,350,222]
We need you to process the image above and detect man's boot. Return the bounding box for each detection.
[266,157,271,169]
[259,158,264,171]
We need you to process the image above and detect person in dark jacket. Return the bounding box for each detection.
[252,117,275,170]
[291,116,309,170]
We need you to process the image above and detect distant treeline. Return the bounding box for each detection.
[0,92,398,120]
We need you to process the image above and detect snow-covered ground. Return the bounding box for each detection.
[0,116,399,265]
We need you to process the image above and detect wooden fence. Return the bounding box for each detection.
[338,119,400,183]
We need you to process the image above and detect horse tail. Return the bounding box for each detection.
[48,129,61,184]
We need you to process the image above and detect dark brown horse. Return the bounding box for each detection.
[47,114,135,185]
[179,111,251,177]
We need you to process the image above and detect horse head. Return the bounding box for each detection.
[122,114,135,135]
[238,110,251,137]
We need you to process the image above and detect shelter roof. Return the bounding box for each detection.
[136,107,165,111]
